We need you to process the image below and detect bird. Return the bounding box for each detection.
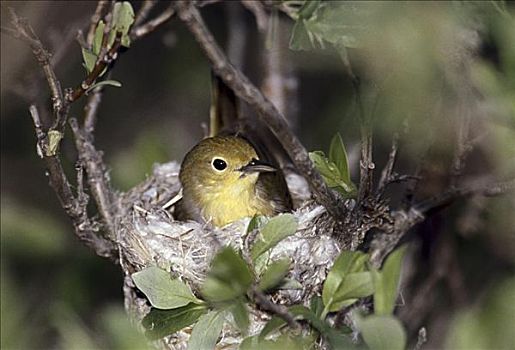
[176,135,292,227]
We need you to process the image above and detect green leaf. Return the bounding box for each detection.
[93,20,105,55]
[201,247,253,303]
[228,299,249,335]
[46,130,63,156]
[258,259,291,292]
[309,151,356,196]
[242,334,306,350]
[329,133,351,184]
[310,295,324,319]
[132,266,201,309]
[373,246,407,315]
[303,2,370,49]
[329,272,374,312]
[357,315,407,350]
[81,48,97,73]
[322,251,371,314]
[111,1,135,47]
[241,335,259,350]
[289,305,352,349]
[247,215,267,234]
[251,214,298,261]
[187,310,225,350]
[277,278,303,290]
[297,0,321,19]
[142,304,207,340]
[86,79,122,93]
[289,20,314,51]
[259,316,287,340]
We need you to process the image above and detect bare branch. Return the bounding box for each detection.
[130,4,175,40]
[7,8,68,131]
[450,103,472,187]
[252,287,300,330]
[134,0,158,28]
[70,118,118,238]
[176,1,342,218]
[84,89,104,133]
[0,26,18,38]
[415,178,515,214]
[241,0,268,32]
[370,178,515,266]
[377,133,399,196]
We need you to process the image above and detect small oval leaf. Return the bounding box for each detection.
[132,266,201,309]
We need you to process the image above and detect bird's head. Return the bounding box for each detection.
[179,136,276,200]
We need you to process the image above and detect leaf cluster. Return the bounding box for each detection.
[81,2,135,92]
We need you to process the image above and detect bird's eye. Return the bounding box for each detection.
[211,157,227,172]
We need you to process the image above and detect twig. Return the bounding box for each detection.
[7,8,68,132]
[370,207,424,267]
[130,4,175,40]
[370,178,515,267]
[251,287,300,330]
[84,89,104,133]
[450,102,472,187]
[176,1,342,218]
[242,0,268,32]
[377,133,399,196]
[70,118,117,238]
[415,178,515,214]
[133,0,158,28]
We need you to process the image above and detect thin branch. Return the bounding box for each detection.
[176,1,342,218]
[241,0,268,32]
[377,133,399,196]
[0,26,18,38]
[415,178,515,214]
[7,8,68,131]
[370,207,424,267]
[130,4,175,40]
[450,103,472,187]
[84,88,104,133]
[70,118,117,238]
[252,287,300,330]
[370,178,515,266]
[133,0,158,28]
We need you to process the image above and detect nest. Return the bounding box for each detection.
[117,162,342,349]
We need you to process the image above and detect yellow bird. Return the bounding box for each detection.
[177,136,292,227]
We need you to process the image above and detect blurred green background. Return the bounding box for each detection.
[1,1,514,349]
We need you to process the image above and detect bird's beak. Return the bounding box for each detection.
[239,158,276,174]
